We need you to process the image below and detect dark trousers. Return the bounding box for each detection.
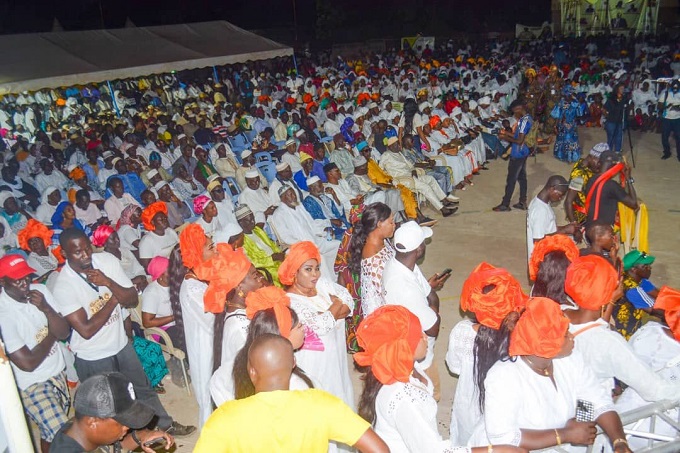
[501,156,528,207]
[74,342,172,429]
[661,118,680,158]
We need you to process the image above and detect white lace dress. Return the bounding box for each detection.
[445,318,480,446]
[288,277,355,410]
[375,363,470,453]
[360,241,395,317]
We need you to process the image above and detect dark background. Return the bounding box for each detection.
[0,0,551,41]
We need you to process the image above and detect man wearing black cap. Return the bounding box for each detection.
[493,99,533,212]
[50,372,174,453]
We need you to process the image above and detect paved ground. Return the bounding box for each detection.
[143,126,680,451]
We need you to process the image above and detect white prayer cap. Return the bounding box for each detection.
[306,176,321,187]
[352,155,367,167]
[177,134,187,140]
[245,169,259,179]
[147,169,159,179]
[452,107,462,116]
[589,143,609,158]
[295,129,306,138]
[213,223,243,245]
[468,100,478,110]
[275,162,290,172]
[367,102,378,109]
[386,136,399,146]
[432,98,442,107]
[478,96,491,105]
[153,180,169,192]
[278,185,294,196]
[102,150,114,159]
[241,149,252,159]
[419,101,431,111]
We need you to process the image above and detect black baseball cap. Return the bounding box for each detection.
[74,372,155,429]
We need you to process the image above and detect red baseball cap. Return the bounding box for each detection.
[0,255,36,280]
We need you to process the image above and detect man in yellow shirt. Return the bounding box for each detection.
[194,334,388,453]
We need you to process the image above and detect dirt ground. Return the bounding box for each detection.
[142,126,680,452]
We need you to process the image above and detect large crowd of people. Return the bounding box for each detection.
[0,30,679,453]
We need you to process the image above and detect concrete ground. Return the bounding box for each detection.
[153,126,680,452]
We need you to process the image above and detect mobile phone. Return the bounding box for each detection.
[440,268,452,277]
[143,437,167,449]
[575,399,595,422]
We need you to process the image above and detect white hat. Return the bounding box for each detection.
[468,100,478,110]
[432,98,442,107]
[177,134,187,140]
[367,102,378,109]
[213,223,243,245]
[275,162,290,172]
[284,138,296,148]
[102,150,114,159]
[153,180,169,192]
[352,155,367,167]
[589,142,609,158]
[245,169,259,179]
[393,221,433,253]
[295,129,306,138]
[241,149,252,159]
[452,107,462,116]
[478,96,491,105]
[306,176,321,186]
[419,101,431,111]
[147,169,159,179]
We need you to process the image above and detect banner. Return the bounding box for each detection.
[560,0,658,36]
[401,36,435,56]
[516,22,553,40]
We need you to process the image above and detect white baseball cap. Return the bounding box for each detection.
[393,221,433,253]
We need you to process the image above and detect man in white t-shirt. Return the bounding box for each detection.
[51,228,194,437]
[0,255,71,451]
[381,221,450,401]
[527,175,578,260]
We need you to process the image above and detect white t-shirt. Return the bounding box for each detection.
[526,196,556,260]
[382,258,437,369]
[141,281,175,327]
[0,285,65,390]
[52,252,133,360]
[138,228,179,259]
[117,224,141,251]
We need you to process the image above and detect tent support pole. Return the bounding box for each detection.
[292,54,299,76]
[213,66,219,83]
[107,80,121,118]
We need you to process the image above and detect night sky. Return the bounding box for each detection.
[0,0,551,40]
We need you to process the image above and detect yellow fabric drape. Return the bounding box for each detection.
[367,160,417,219]
[619,202,648,253]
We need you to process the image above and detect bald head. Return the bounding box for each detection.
[585,220,613,244]
[247,334,295,392]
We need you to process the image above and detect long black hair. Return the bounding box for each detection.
[348,202,392,275]
[402,98,419,135]
[212,289,235,374]
[472,311,519,412]
[357,369,384,425]
[168,245,187,353]
[532,250,571,305]
[232,307,313,400]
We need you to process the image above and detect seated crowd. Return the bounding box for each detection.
[0,34,678,453]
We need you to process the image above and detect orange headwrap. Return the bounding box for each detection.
[302,93,313,104]
[245,286,292,338]
[429,115,441,129]
[529,234,579,281]
[277,241,321,286]
[654,286,680,341]
[193,247,252,313]
[141,201,167,231]
[460,262,528,330]
[68,167,86,181]
[565,255,618,311]
[509,297,569,358]
[354,305,423,385]
[17,219,53,251]
[179,223,207,269]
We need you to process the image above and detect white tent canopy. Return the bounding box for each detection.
[0,20,293,95]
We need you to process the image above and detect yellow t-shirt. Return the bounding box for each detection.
[194,389,370,453]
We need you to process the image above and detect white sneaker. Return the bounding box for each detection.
[445,194,460,202]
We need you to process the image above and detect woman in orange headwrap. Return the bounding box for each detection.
[446,262,527,445]
[472,297,632,453]
[168,224,264,428]
[530,234,579,304]
[279,241,355,409]
[210,286,311,406]
[562,256,679,424]
[18,219,63,283]
[137,201,178,269]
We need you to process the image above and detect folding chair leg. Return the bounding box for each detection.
[180,360,191,396]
